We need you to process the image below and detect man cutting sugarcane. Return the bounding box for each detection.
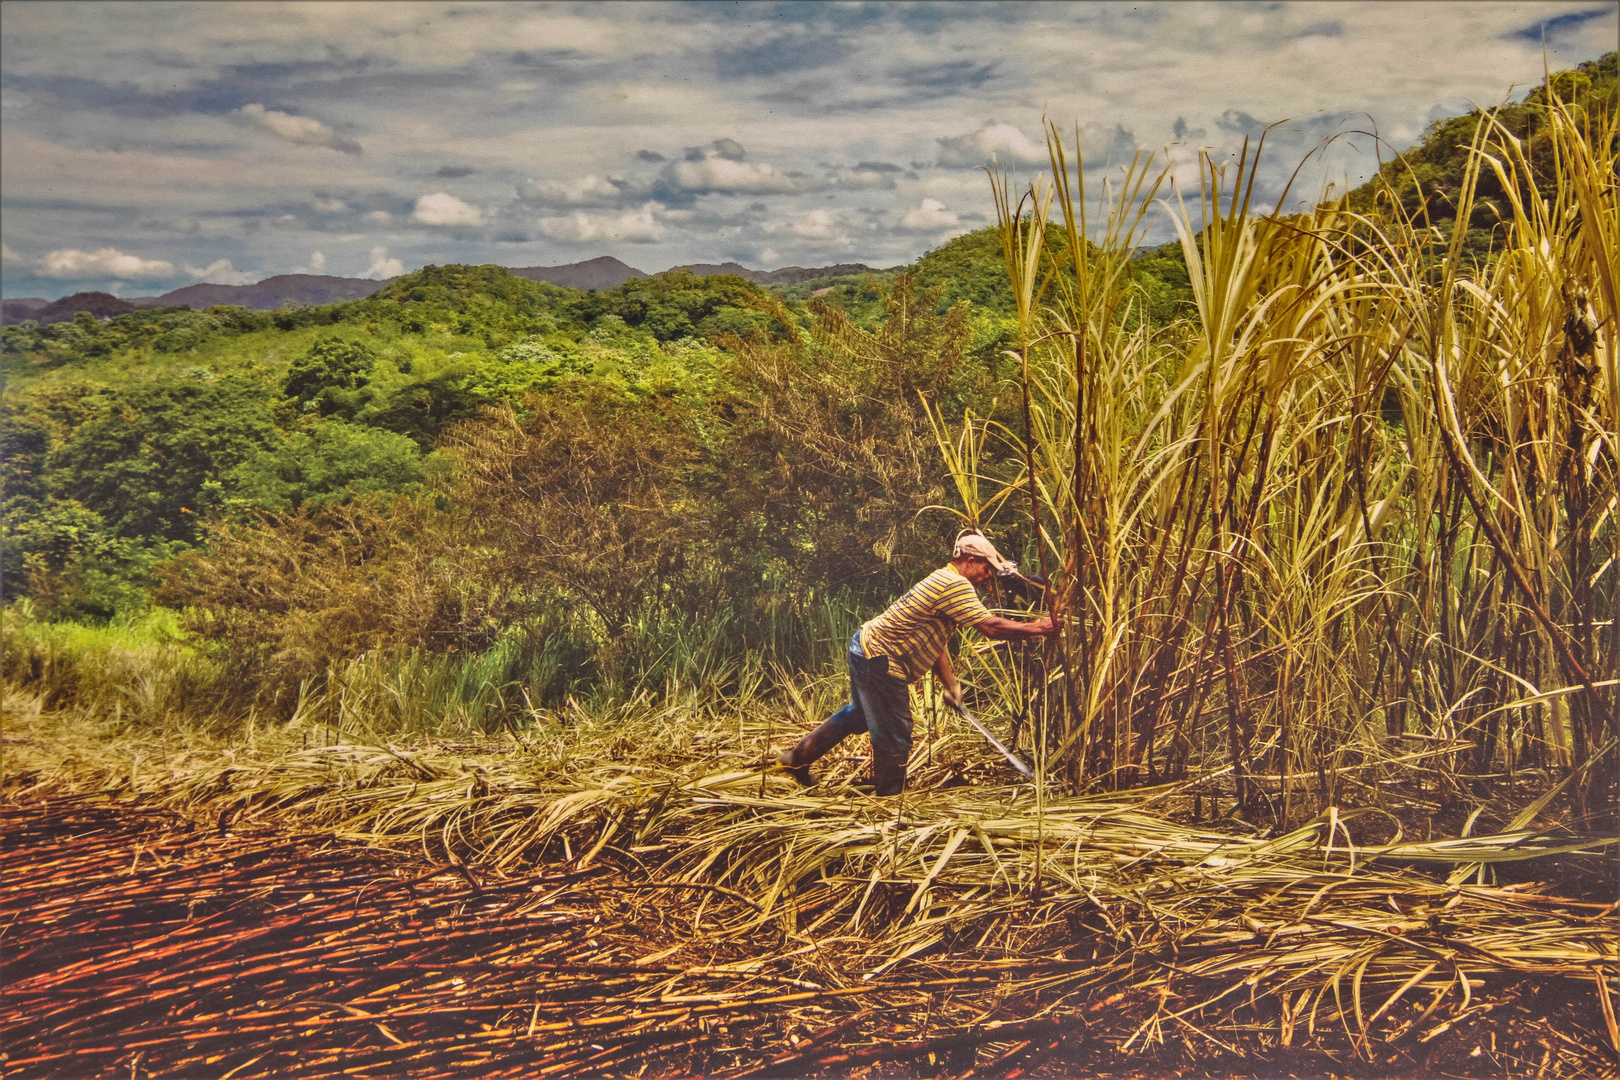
[775,532,1059,795]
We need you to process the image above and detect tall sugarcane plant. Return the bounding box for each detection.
[965,92,1617,815]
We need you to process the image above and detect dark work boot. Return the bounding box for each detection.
[871,751,908,797]
[774,755,812,787]
[776,720,848,787]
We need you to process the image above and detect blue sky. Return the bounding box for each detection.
[2,0,1615,299]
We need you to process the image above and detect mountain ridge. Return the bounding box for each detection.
[4,256,903,323]
[508,256,648,290]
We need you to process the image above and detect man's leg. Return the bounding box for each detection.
[777,653,869,784]
[852,656,912,796]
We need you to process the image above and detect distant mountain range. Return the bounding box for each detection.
[508,256,648,290]
[1,297,51,324]
[129,274,395,312]
[2,256,897,325]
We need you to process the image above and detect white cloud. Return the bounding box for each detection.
[787,209,847,243]
[234,104,361,154]
[40,247,175,280]
[664,154,805,195]
[368,246,404,278]
[185,258,255,285]
[290,250,328,275]
[936,121,1049,168]
[366,211,393,224]
[899,198,961,232]
[412,192,485,227]
[517,174,630,207]
[1,242,21,264]
[312,197,349,213]
[535,203,667,244]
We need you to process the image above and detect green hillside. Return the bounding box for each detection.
[1349,51,1617,258]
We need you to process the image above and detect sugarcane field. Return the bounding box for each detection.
[2,11,1618,1080]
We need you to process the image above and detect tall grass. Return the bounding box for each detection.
[1,584,869,746]
[0,603,232,729]
[961,93,1616,817]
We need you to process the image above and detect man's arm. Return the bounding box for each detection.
[975,614,1060,641]
[933,648,964,707]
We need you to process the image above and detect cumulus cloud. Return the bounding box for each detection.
[936,121,1048,167]
[412,192,485,227]
[40,247,175,280]
[185,258,256,285]
[517,174,635,208]
[312,197,348,213]
[368,246,404,278]
[660,141,807,196]
[1,242,21,264]
[234,104,361,154]
[664,156,803,195]
[898,198,961,232]
[535,203,666,244]
[787,208,846,242]
[290,250,328,274]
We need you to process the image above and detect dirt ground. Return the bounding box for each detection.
[1,795,1615,1080]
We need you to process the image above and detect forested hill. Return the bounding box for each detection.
[1348,51,1616,255]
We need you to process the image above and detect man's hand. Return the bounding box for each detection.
[942,683,964,709]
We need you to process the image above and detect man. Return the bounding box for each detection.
[775,532,1060,795]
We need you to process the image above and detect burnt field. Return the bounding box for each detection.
[2,795,1615,1080]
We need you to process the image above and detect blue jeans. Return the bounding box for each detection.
[783,634,914,794]
[821,634,914,763]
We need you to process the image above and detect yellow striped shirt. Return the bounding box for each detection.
[858,565,993,683]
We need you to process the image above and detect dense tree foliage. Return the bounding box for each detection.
[229,420,427,513]
[281,338,377,417]
[48,376,278,544]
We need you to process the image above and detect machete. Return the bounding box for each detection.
[948,700,1034,780]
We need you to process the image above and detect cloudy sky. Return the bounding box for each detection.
[2,1,1615,300]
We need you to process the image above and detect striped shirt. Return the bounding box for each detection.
[858,565,994,683]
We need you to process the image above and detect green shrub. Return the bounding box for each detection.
[229,419,427,512]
